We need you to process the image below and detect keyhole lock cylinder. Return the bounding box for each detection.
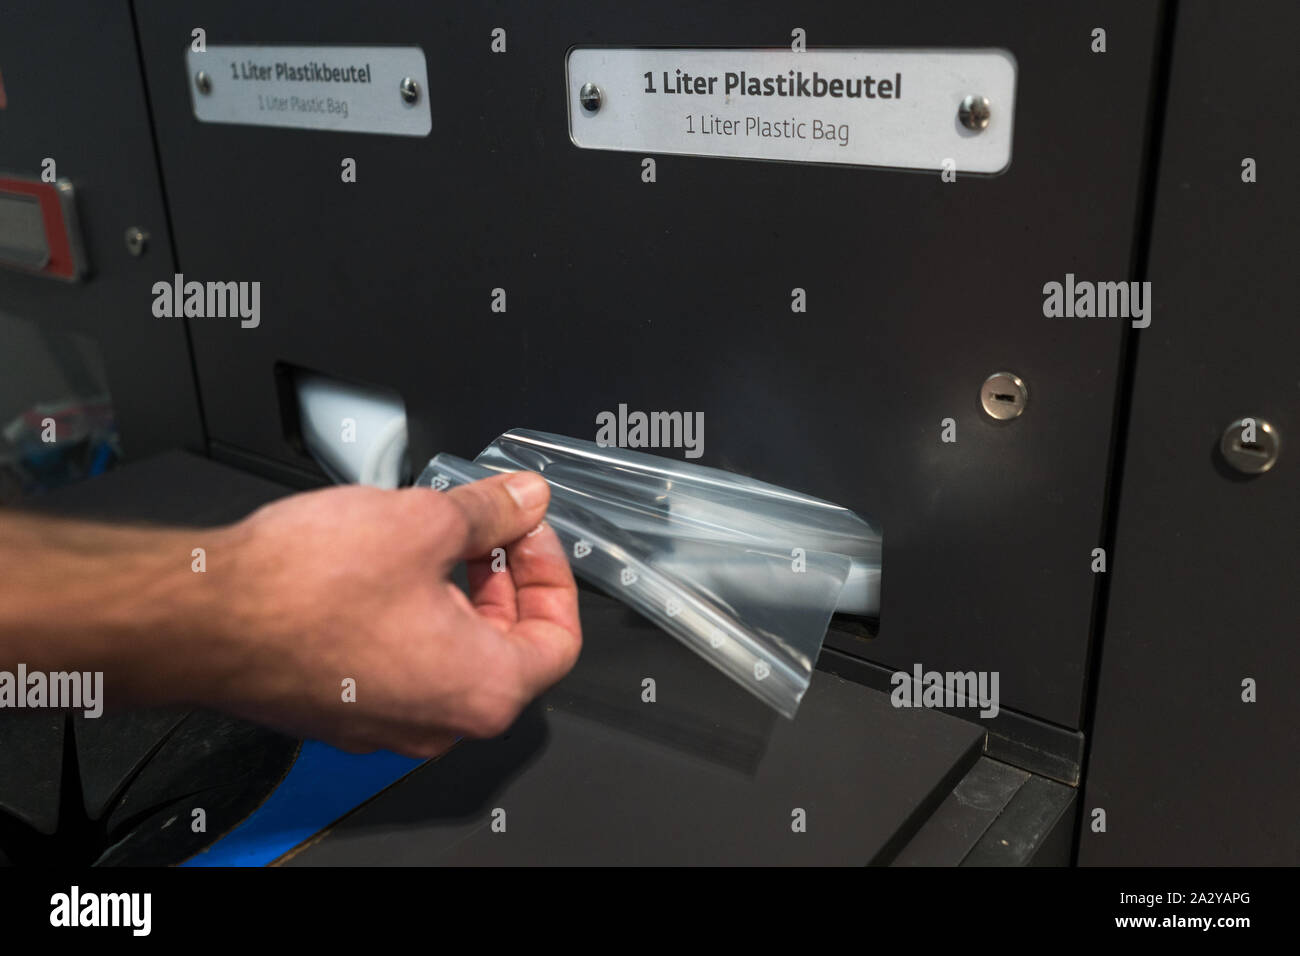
[1220,418,1280,475]
[981,372,1028,420]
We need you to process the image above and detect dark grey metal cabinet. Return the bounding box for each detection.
[1079,0,1300,865]
[133,0,1163,731]
[0,1,204,460]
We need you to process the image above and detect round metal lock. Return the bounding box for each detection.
[1220,418,1280,475]
[981,372,1028,420]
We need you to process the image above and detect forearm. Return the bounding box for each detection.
[0,475,578,755]
[0,512,236,709]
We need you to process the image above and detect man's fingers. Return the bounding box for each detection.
[443,471,550,561]
[507,522,579,631]
[502,522,582,693]
[510,617,583,698]
[440,475,580,703]
[466,519,574,634]
[466,555,518,630]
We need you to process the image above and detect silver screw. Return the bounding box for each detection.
[194,71,212,95]
[124,227,149,257]
[1220,418,1280,475]
[399,77,420,105]
[981,371,1028,420]
[579,82,602,113]
[958,95,991,131]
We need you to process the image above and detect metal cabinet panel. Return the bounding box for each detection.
[0,0,204,460]
[134,1,1162,727]
[1079,0,1300,865]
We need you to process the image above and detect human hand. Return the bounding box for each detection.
[186,471,580,757]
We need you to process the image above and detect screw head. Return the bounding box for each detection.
[124,227,149,257]
[399,76,420,105]
[579,83,602,113]
[1220,418,1280,475]
[981,371,1028,420]
[194,71,212,95]
[958,95,991,131]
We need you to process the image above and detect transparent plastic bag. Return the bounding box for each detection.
[417,430,881,718]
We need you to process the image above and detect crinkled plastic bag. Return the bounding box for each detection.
[417,430,880,718]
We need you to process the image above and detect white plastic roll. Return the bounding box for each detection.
[294,373,408,488]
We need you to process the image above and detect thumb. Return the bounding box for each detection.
[443,471,550,560]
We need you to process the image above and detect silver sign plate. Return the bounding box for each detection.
[567,47,1017,172]
[188,44,432,137]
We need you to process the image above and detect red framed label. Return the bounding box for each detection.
[0,175,88,281]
